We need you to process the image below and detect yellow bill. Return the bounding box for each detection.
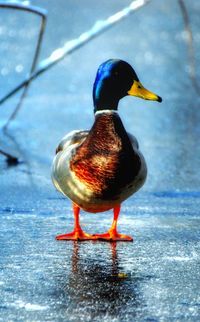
[128,81,162,102]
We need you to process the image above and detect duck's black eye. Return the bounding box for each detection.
[138,85,142,89]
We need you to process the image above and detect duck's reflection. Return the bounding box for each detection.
[72,241,120,275]
[64,241,139,319]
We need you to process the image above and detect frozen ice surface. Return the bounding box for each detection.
[0,191,200,321]
[0,0,200,321]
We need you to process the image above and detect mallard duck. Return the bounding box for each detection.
[52,59,162,241]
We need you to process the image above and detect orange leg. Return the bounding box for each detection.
[94,205,133,242]
[56,203,97,241]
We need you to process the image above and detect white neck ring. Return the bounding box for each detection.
[95,109,118,116]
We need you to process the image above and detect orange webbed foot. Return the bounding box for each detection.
[56,229,98,241]
[56,203,98,241]
[93,229,133,242]
[93,205,133,242]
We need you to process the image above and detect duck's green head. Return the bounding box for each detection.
[93,59,162,112]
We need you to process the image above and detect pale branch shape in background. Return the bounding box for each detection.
[2,0,198,165]
[0,0,150,108]
[3,4,47,130]
[0,1,47,164]
[178,0,200,94]
[0,0,150,164]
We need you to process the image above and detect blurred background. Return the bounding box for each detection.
[0,1,200,321]
[0,0,200,194]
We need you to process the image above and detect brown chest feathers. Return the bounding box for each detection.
[70,112,141,199]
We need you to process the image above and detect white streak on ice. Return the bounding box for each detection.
[11,300,49,311]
